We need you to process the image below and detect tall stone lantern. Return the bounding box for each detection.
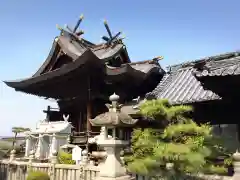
[89,93,137,180]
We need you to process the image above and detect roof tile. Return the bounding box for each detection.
[147,67,221,104]
[194,53,240,77]
[147,51,240,104]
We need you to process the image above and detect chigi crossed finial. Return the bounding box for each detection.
[102,19,123,45]
[56,14,85,38]
[56,15,125,44]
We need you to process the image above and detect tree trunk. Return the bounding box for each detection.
[12,132,17,149]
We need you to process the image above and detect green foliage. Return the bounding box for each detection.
[12,127,30,134]
[11,126,30,149]
[139,99,192,124]
[58,150,75,164]
[0,140,20,157]
[26,170,50,180]
[126,99,230,176]
[224,157,233,166]
[0,140,18,150]
[202,165,228,175]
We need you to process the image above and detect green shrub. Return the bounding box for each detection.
[26,170,50,180]
[126,99,231,177]
[202,165,228,175]
[224,157,233,166]
[58,150,75,164]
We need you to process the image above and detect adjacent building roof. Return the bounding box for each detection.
[146,51,240,104]
[146,67,221,104]
[193,51,240,77]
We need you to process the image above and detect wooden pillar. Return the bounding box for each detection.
[78,111,82,132]
[86,74,92,152]
[86,101,92,153]
[87,102,92,134]
[87,74,92,133]
[86,74,92,153]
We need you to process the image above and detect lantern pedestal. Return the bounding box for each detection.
[232,151,240,180]
[96,139,134,180]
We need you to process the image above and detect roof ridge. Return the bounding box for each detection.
[129,59,159,65]
[167,51,240,72]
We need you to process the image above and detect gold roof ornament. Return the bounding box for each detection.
[79,14,84,20]
[56,24,63,31]
[56,14,85,38]
[153,56,164,61]
[102,19,122,45]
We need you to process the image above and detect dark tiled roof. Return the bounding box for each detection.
[194,52,240,77]
[147,67,221,104]
[131,63,161,74]
[167,51,240,72]
[145,51,240,104]
[33,31,128,78]
[57,35,125,60]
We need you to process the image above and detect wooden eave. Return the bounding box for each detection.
[4,49,105,99]
[33,37,61,77]
[4,57,164,100]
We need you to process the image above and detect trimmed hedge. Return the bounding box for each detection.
[58,150,75,164]
[26,170,50,180]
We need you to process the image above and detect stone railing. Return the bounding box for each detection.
[0,147,235,180]
[0,159,100,180]
[0,149,235,180]
[134,174,231,180]
[0,159,232,180]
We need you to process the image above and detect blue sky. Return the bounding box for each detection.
[0,0,240,135]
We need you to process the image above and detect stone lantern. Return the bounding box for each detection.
[232,150,240,179]
[89,93,137,180]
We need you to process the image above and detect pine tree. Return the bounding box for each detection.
[12,127,30,149]
[125,99,230,177]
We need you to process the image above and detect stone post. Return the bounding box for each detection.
[9,149,16,162]
[27,150,35,173]
[25,135,32,157]
[35,134,44,159]
[50,134,57,158]
[232,150,240,179]
[50,151,58,164]
[49,151,57,179]
[29,150,35,163]
[80,149,88,165]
